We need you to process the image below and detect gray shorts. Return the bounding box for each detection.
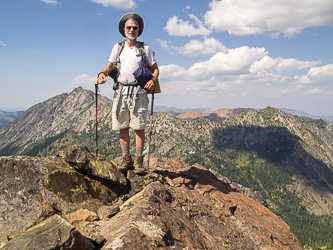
[112,93,149,131]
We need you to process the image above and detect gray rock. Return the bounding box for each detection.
[97,205,120,220]
[0,155,55,238]
[0,236,8,249]
[2,215,94,250]
[0,145,130,239]
[56,145,127,185]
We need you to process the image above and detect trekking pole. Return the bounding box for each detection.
[95,83,99,156]
[147,92,154,172]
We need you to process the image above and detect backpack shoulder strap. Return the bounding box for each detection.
[116,41,146,62]
[116,41,125,63]
[136,41,147,63]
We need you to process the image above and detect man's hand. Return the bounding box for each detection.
[97,72,107,84]
[145,63,158,91]
[145,79,155,91]
[97,62,114,85]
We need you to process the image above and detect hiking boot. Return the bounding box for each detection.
[133,155,146,174]
[117,154,134,173]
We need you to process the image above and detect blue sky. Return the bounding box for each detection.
[1,0,333,116]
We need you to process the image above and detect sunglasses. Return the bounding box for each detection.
[126,26,138,31]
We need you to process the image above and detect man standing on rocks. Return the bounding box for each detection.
[97,13,159,174]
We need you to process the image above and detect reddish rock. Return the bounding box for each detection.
[92,155,301,250]
[206,108,252,121]
[176,108,252,122]
[176,111,209,120]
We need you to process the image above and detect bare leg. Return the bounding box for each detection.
[135,130,145,147]
[133,129,145,172]
[117,128,133,172]
[120,128,130,146]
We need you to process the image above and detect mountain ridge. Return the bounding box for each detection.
[279,108,333,123]
[153,105,333,123]
[2,100,332,128]
[0,110,24,129]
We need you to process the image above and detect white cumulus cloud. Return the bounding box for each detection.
[294,64,333,85]
[250,56,321,73]
[89,0,136,10]
[159,46,269,84]
[180,38,228,57]
[158,44,328,98]
[305,88,324,95]
[157,37,228,57]
[185,46,268,80]
[71,74,97,89]
[204,0,333,38]
[156,39,174,53]
[40,0,60,5]
[69,74,114,98]
[159,64,186,81]
[281,85,303,94]
[164,14,212,37]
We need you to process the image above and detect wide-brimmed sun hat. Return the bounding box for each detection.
[118,12,144,37]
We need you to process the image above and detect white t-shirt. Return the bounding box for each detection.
[109,41,156,95]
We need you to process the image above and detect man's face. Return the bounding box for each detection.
[124,19,139,41]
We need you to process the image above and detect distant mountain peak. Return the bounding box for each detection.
[176,107,253,122]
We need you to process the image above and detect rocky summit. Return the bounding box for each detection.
[0,145,301,249]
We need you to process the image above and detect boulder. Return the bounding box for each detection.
[56,145,126,185]
[1,215,94,250]
[0,145,128,238]
[66,208,98,224]
[97,205,120,220]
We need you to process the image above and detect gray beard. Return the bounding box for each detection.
[126,33,137,41]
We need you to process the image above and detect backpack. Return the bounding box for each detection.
[115,40,161,94]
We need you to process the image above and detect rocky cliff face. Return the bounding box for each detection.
[219,108,333,216]
[0,145,301,249]
[223,107,333,170]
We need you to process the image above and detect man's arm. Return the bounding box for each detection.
[97,62,114,84]
[145,63,159,91]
